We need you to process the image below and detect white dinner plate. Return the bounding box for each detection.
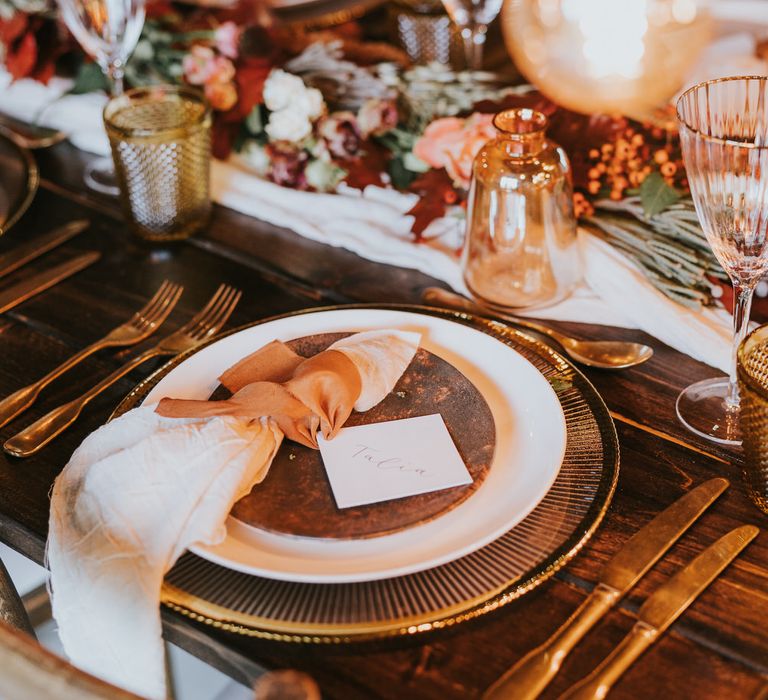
[141,308,567,583]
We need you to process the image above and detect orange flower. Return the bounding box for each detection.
[183,45,238,112]
[413,113,497,189]
[204,80,237,111]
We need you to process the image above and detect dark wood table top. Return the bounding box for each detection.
[0,142,766,699]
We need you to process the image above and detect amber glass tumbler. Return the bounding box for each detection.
[104,85,212,242]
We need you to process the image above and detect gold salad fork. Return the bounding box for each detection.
[0,280,183,429]
[4,284,242,457]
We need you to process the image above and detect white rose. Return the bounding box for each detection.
[265,109,313,143]
[240,141,270,175]
[296,87,325,121]
[263,69,307,112]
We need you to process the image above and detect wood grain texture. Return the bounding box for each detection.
[0,142,763,698]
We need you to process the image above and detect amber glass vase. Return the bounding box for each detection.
[462,108,581,310]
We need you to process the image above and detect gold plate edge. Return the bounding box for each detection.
[0,133,39,237]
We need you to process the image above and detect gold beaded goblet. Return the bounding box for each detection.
[104,85,212,242]
[737,324,768,514]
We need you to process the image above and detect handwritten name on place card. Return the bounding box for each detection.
[318,414,472,509]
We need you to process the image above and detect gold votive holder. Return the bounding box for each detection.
[389,0,460,65]
[104,85,212,242]
[737,324,768,514]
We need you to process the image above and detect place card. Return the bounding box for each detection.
[317,414,472,509]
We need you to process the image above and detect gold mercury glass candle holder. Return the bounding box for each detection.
[737,324,768,515]
[461,108,581,310]
[104,85,212,242]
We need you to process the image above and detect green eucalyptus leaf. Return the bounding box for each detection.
[306,158,347,192]
[132,39,154,62]
[69,62,109,95]
[402,151,430,173]
[640,171,681,217]
[388,156,417,189]
[245,106,265,136]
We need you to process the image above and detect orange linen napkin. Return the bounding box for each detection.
[156,340,363,447]
[47,329,420,700]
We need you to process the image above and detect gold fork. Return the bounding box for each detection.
[0,280,183,429]
[4,284,242,457]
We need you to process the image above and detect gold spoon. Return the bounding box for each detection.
[422,287,654,370]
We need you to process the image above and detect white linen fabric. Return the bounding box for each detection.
[330,329,421,411]
[0,68,734,370]
[47,409,283,699]
[46,330,420,699]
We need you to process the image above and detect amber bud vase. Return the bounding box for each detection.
[462,108,581,310]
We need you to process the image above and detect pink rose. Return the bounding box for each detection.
[183,45,235,87]
[183,45,216,85]
[357,99,398,138]
[413,113,497,188]
[214,21,240,59]
[319,111,361,159]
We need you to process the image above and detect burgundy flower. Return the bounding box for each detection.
[358,99,398,138]
[266,142,309,189]
[318,112,361,159]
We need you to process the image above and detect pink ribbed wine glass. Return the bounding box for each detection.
[676,76,768,445]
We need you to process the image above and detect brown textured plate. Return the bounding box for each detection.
[229,332,496,539]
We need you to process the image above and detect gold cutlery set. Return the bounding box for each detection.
[0,224,241,455]
[0,220,96,314]
[484,478,758,700]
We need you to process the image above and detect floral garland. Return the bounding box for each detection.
[0,0,740,311]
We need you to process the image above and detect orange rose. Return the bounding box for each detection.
[204,81,237,111]
[413,113,497,189]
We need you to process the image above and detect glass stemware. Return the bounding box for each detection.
[440,0,502,70]
[57,0,146,194]
[676,76,768,445]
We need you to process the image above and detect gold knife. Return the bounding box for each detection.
[483,477,729,700]
[0,251,100,314]
[559,524,759,700]
[0,220,90,279]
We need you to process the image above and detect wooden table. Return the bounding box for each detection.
[0,142,766,699]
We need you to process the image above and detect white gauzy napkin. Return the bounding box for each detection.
[47,330,420,699]
[47,410,283,699]
[0,68,733,369]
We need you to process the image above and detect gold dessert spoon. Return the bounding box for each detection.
[422,287,654,370]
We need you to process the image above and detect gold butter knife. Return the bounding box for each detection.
[0,220,90,279]
[483,477,729,700]
[559,524,759,700]
[0,251,100,314]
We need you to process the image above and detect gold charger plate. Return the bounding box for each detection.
[113,304,619,642]
[0,133,38,236]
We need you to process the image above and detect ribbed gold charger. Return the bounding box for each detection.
[0,133,38,236]
[113,305,619,642]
